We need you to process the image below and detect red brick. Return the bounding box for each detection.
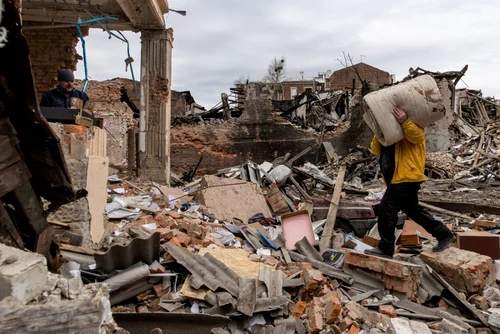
[167,219,179,229]
[180,220,191,232]
[344,250,422,301]
[296,262,313,270]
[325,296,342,324]
[149,298,161,311]
[190,238,204,246]
[292,301,307,318]
[134,215,154,227]
[153,284,165,298]
[339,316,353,332]
[188,223,205,239]
[318,284,332,297]
[378,304,396,318]
[303,269,324,292]
[165,210,181,219]
[155,228,173,241]
[307,300,323,334]
[154,214,169,228]
[420,248,494,295]
[169,237,181,247]
[349,323,360,334]
[176,232,192,247]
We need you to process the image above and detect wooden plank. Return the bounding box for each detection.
[10,180,48,236]
[419,202,474,221]
[0,199,24,249]
[289,175,312,202]
[60,244,104,256]
[47,219,70,229]
[0,159,31,198]
[474,220,500,230]
[420,198,500,215]
[472,133,484,169]
[0,136,21,171]
[285,147,312,167]
[319,164,346,253]
[322,142,338,163]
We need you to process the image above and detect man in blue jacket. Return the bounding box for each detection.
[40,69,89,108]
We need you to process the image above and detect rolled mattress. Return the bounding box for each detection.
[362,75,446,146]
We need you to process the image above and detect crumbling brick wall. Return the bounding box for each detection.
[282,81,314,100]
[24,25,88,102]
[327,63,392,91]
[74,79,136,169]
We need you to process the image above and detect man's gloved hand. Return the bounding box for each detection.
[393,107,408,124]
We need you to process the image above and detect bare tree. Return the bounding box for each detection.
[233,74,252,86]
[336,51,369,94]
[264,56,286,83]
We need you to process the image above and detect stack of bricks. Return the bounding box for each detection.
[23,24,89,101]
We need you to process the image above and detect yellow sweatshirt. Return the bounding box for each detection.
[371,120,426,184]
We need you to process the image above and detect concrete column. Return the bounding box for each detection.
[139,28,173,184]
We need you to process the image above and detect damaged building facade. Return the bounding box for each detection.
[22,0,174,183]
[3,1,500,333]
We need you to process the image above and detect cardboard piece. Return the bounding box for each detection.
[194,176,272,223]
[362,223,403,248]
[397,220,433,246]
[456,231,500,259]
[281,210,315,250]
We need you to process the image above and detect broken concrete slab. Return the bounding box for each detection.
[343,250,423,301]
[343,301,391,329]
[421,247,494,295]
[0,243,48,303]
[390,318,432,334]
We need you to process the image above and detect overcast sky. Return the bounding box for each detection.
[75,0,500,108]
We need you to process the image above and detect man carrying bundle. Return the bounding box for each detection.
[365,107,455,258]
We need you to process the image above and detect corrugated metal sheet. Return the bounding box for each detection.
[165,243,240,296]
[95,232,160,273]
[166,244,290,317]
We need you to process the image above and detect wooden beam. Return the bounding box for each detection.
[60,244,104,256]
[319,164,346,253]
[285,147,312,167]
[322,142,338,163]
[419,202,474,221]
[0,199,24,249]
[46,220,70,229]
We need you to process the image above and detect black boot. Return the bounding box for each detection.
[432,234,456,253]
[364,247,393,259]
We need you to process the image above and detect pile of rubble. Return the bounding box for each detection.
[32,129,500,334]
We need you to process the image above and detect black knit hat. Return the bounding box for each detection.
[58,69,74,82]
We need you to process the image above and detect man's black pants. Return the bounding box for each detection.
[377,182,452,255]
